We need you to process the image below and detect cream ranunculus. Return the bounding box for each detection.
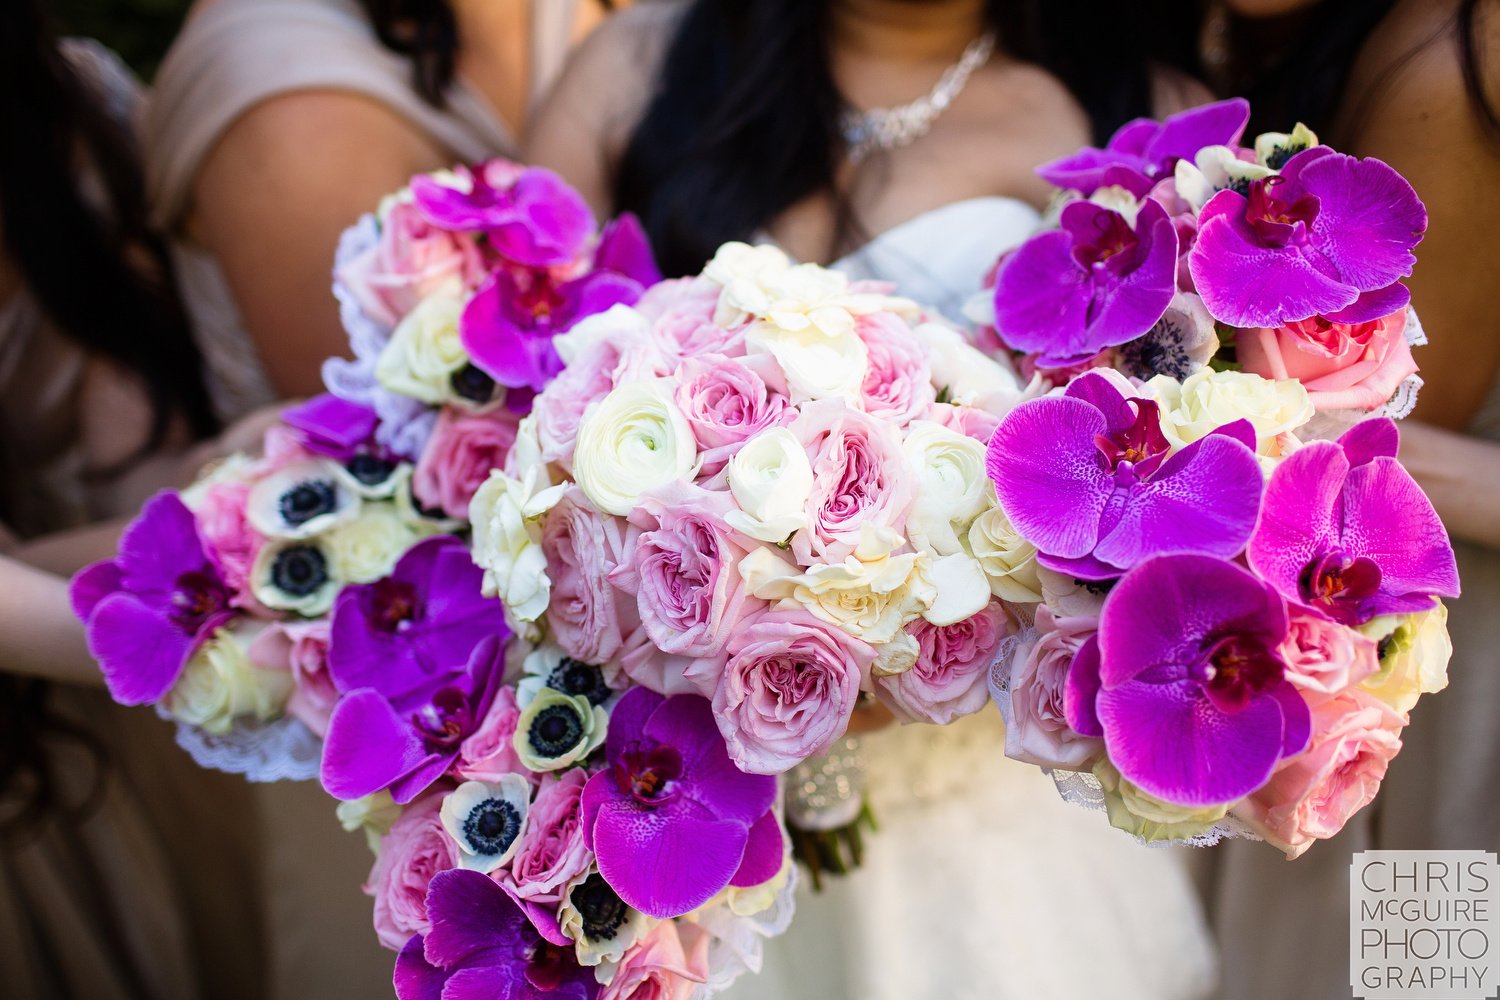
[468,467,567,621]
[1358,602,1452,714]
[901,421,990,556]
[572,380,698,516]
[724,427,815,543]
[966,504,1044,604]
[164,626,292,735]
[374,283,470,404]
[746,322,868,403]
[324,503,421,583]
[914,322,1025,415]
[1093,759,1230,844]
[1147,369,1312,457]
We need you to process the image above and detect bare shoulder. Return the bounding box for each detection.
[1151,65,1216,118]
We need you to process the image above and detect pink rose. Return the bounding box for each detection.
[636,277,744,360]
[600,920,711,1000]
[455,686,527,782]
[501,769,592,906]
[1238,309,1418,412]
[790,400,914,565]
[673,354,791,471]
[856,312,935,426]
[924,402,1001,444]
[1236,691,1405,858]
[412,406,519,520]
[1279,610,1381,701]
[247,620,336,736]
[876,601,1012,726]
[716,608,875,774]
[195,480,265,607]
[613,626,714,697]
[530,322,669,468]
[336,200,486,328]
[1001,605,1105,769]
[543,489,640,665]
[367,791,458,950]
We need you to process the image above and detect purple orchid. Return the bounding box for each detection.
[580,688,781,919]
[329,535,505,701]
[993,197,1179,365]
[323,632,506,804]
[282,394,379,460]
[1188,147,1427,328]
[412,162,595,269]
[1069,553,1310,807]
[395,868,597,1000]
[1247,419,1458,625]
[70,492,234,704]
[986,372,1264,580]
[593,213,664,289]
[1038,98,1251,196]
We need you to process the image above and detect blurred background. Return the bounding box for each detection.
[52,0,192,77]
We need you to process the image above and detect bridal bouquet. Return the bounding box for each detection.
[980,99,1461,856]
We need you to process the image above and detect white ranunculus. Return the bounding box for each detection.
[164,626,291,735]
[469,468,567,621]
[901,421,991,556]
[703,242,797,327]
[746,322,869,403]
[724,427,815,543]
[915,322,1024,415]
[374,282,470,404]
[1174,145,1274,213]
[572,380,698,516]
[324,503,420,583]
[967,505,1044,604]
[1147,369,1313,457]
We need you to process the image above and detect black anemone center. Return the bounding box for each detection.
[572,873,629,942]
[407,481,447,520]
[1265,144,1304,172]
[279,480,338,526]
[462,798,522,856]
[271,545,329,596]
[528,705,585,757]
[450,363,498,404]
[548,659,611,706]
[345,453,397,486]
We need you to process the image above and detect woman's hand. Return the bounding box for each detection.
[845,697,895,734]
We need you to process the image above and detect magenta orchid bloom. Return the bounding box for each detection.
[986,372,1264,580]
[1188,147,1427,329]
[1038,98,1251,196]
[1069,553,1311,807]
[412,162,595,269]
[70,492,235,704]
[580,688,781,919]
[993,198,1179,365]
[1247,419,1458,625]
[395,868,597,1000]
[282,393,379,460]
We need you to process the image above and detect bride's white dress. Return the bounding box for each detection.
[725,198,1219,1000]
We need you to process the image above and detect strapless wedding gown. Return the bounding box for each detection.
[723,199,1219,1000]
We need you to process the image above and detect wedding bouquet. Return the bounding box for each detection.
[980,98,1461,856]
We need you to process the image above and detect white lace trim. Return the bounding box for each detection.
[161,706,323,782]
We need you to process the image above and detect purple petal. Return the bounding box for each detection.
[1247,442,1348,605]
[605,687,667,765]
[561,271,646,327]
[282,394,377,456]
[460,271,552,391]
[1142,98,1251,169]
[1064,372,1136,436]
[1063,634,1104,737]
[116,492,210,595]
[1036,549,1126,583]
[991,230,1094,355]
[490,168,596,267]
[594,213,662,286]
[1341,457,1460,600]
[423,869,527,968]
[730,810,784,888]
[644,695,777,824]
[395,936,448,1000]
[1270,682,1312,757]
[501,883,571,948]
[86,594,193,704]
[320,689,433,801]
[1108,118,1160,157]
[1036,147,1143,195]
[1339,418,1400,468]
[1302,153,1427,293]
[410,171,503,232]
[1324,282,1410,324]
[388,753,459,806]
[988,397,1111,559]
[70,559,123,621]
[1077,199,1178,352]
[590,796,747,918]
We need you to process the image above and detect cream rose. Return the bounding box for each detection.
[469,467,567,621]
[164,626,292,735]
[374,283,471,404]
[901,421,991,556]
[724,427,815,543]
[1093,760,1230,844]
[1358,602,1452,714]
[1147,369,1313,457]
[324,504,420,583]
[914,322,1024,415]
[573,380,698,516]
[746,323,869,403]
[966,505,1044,603]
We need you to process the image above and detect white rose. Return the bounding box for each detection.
[724,427,815,543]
[872,629,921,677]
[915,322,1024,415]
[1093,760,1229,844]
[1147,369,1313,457]
[916,550,993,626]
[572,380,698,516]
[1358,602,1452,714]
[164,626,291,735]
[375,283,470,404]
[902,421,990,556]
[703,242,796,327]
[469,468,567,621]
[746,322,869,403]
[967,505,1044,604]
[553,303,662,374]
[324,504,420,583]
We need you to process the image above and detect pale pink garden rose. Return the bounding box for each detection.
[336,200,486,328]
[247,620,336,736]
[1278,610,1381,701]
[454,686,527,782]
[502,768,592,906]
[856,311,935,426]
[875,601,1011,725]
[367,791,457,950]
[543,488,640,665]
[195,479,265,607]
[412,406,519,520]
[613,624,717,698]
[924,402,1001,445]
[1236,690,1405,859]
[715,608,875,774]
[600,920,712,1000]
[790,399,914,565]
[1238,309,1418,412]
[1003,605,1106,769]
[635,277,745,361]
[672,354,791,472]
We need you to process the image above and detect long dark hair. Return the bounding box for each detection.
[1213,0,1499,143]
[616,0,1197,277]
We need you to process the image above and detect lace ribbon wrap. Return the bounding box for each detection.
[162,707,323,782]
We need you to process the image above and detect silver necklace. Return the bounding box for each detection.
[840,32,997,164]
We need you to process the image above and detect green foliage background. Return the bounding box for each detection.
[51,0,195,79]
